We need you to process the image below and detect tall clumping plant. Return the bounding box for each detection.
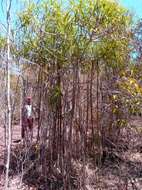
[8,0,133,189]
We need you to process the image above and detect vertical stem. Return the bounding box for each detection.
[96,61,99,136]
[56,60,62,169]
[96,60,102,166]
[36,68,42,141]
[5,0,12,189]
[90,61,94,137]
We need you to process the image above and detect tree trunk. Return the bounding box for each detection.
[5,0,12,189]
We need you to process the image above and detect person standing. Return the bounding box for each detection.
[21,97,33,142]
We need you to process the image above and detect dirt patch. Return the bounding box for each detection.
[0,117,142,190]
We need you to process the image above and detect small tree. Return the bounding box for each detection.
[5,0,12,189]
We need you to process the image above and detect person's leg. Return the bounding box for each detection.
[22,118,29,145]
[28,118,33,142]
[21,124,25,139]
[30,118,33,141]
[22,123,27,145]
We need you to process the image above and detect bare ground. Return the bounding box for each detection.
[0,117,141,190]
[0,124,37,190]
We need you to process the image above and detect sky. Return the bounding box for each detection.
[119,0,142,19]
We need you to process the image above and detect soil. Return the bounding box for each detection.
[0,124,37,190]
[0,117,141,190]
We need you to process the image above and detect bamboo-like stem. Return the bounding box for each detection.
[5,0,12,189]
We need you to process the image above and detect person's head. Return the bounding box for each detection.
[26,97,31,105]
